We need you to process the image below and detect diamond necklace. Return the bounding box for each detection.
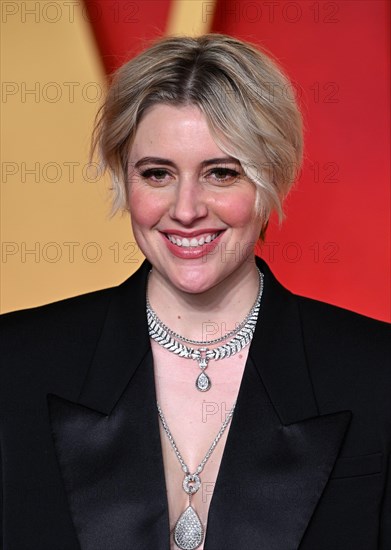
[157,400,236,550]
[146,270,262,346]
[147,269,264,392]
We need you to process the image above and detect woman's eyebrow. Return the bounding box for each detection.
[133,157,175,169]
[132,156,240,170]
[201,157,240,167]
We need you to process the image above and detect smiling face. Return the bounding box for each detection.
[127,104,263,295]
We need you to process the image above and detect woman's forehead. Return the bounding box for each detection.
[129,105,227,162]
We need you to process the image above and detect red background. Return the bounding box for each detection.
[84,0,390,321]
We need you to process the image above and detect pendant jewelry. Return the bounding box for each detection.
[194,349,210,391]
[196,372,210,392]
[157,401,236,550]
[174,497,203,550]
[147,269,264,392]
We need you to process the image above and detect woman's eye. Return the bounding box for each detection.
[140,168,171,184]
[207,167,241,184]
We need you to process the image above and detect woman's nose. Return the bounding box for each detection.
[169,179,208,225]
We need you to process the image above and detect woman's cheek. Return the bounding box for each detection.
[129,189,167,228]
[215,193,259,227]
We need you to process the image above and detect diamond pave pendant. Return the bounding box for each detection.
[196,371,210,392]
[174,506,203,550]
[157,400,236,550]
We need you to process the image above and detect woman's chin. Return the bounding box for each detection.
[152,264,222,296]
[169,274,217,296]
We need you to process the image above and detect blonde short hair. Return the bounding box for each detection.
[92,34,303,224]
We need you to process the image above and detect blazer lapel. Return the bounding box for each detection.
[204,260,351,550]
[48,261,170,550]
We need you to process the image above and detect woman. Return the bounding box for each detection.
[0,35,390,550]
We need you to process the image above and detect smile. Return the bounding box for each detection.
[166,232,221,248]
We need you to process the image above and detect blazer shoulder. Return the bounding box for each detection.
[296,293,390,345]
[0,258,151,328]
[0,284,123,378]
[297,291,388,320]
[0,285,115,334]
[295,294,390,411]
[0,265,149,406]
[0,263,149,362]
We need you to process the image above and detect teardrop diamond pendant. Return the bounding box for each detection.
[174,506,203,550]
[196,371,210,392]
[195,349,211,392]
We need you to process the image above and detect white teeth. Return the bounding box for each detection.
[167,232,219,247]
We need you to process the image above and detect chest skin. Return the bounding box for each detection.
[152,340,249,548]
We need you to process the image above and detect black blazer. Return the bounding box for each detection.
[1,258,390,550]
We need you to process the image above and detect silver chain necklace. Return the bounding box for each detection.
[157,400,236,550]
[146,276,262,346]
[147,269,264,392]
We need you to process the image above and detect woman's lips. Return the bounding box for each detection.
[161,230,225,259]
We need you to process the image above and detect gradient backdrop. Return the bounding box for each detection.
[1,0,390,321]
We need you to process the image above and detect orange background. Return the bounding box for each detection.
[1,0,389,321]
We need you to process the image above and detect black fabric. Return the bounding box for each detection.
[48,351,169,550]
[0,258,390,550]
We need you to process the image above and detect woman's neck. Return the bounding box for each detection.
[147,260,261,342]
